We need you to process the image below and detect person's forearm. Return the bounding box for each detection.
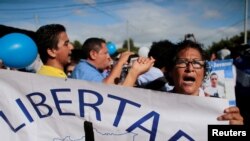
[103,61,124,84]
[122,68,139,87]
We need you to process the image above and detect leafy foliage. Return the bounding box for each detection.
[207,31,250,58]
[72,40,82,49]
[121,38,139,53]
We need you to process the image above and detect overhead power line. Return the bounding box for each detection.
[200,16,250,44]
[0,0,127,12]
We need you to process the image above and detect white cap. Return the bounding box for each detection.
[217,48,231,60]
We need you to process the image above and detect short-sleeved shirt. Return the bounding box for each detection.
[71,59,104,82]
[137,67,163,86]
[137,67,174,91]
[204,85,225,98]
[37,65,67,78]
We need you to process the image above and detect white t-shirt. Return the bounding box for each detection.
[204,85,225,98]
[137,67,163,86]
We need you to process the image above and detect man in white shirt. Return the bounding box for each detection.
[204,72,225,98]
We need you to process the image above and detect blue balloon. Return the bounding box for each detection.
[0,33,38,69]
[107,42,117,55]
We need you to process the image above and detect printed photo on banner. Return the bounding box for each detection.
[203,59,236,105]
[204,71,225,98]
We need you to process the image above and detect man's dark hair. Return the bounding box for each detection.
[210,72,218,78]
[81,37,106,59]
[36,24,66,63]
[148,39,174,69]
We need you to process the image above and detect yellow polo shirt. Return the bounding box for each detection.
[37,65,67,78]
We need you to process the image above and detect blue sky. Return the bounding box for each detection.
[0,0,249,48]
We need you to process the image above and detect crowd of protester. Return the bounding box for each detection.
[0,24,249,126]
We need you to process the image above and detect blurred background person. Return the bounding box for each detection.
[0,59,5,69]
[137,39,175,91]
[217,48,231,60]
[65,48,82,78]
[234,44,250,126]
[72,37,154,86]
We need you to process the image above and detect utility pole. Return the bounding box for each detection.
[126,20,130,51]
[244,0,248,44]
[34,14,39,29]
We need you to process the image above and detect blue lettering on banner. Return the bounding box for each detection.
[26,92,53,118]
[168,130,194,141]
[51,88,75,116]
[108,94,141,127]
[0,87,195,140]
[0,111,25,132]
[78,89,103,121]
[126,111,160,141]
[16,98,34,122]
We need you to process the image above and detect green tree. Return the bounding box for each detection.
[121,38,139,53]
[207,31,250,57]
[72,40,82,49]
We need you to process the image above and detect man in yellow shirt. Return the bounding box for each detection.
[36,24,73,78]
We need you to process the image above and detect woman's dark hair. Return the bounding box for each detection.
[166,40,210,85]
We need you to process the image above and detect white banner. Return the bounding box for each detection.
[0,69,228,141]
